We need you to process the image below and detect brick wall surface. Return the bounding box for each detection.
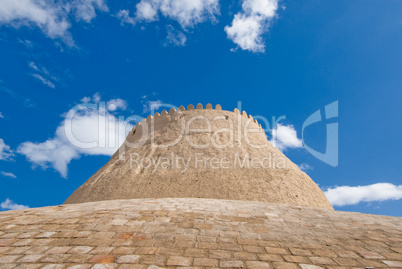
[0,198,401,268]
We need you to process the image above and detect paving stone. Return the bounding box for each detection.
[166,256,193,266]
[234,252,258,260]
[283,255,309,263]
[259,254,284,262]
[184,248,207,258]
[35,232,56,239]
[299,265,324,269]
[90,247,115,254]
[110,219,129,226]
[41,265,65,269]
[308,256,337,265]
[18,254,45,263]
[333,257,361,266]
[289,248,313,256]
[7,246,31,254]
[312,249,337,258]
[141,255,166,266]
[40,254,70,263]
[112,247,137,255]
[265,247,289,255]
[246,261,271,269]
[119,265,146,269]
[89,254,115,264]
[46,246,72,254]
[220,260,244,268]
[65,254,94,263]
[116,255,141,263]
[359,250,385,259]
[0,239,16,246]
[68,246,94,254]
[66,265,92,269]
[243,245,265,253]
[91,264,117,269]
[383,260,402,267]
[193,257,218,267]
[0,255,21,263]
[272,261,299,269]
[209,250,232,259]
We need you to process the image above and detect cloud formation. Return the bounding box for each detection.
[0,0,108,45]
[18,94,134,178]
[1,171,17,178]
[0,198,29,211]
[270,124,303,151]
[325,183,402,207]
[116,10,136,25]
[0,112,4,118]
[0,138,14,161]
[225,0,279,52]
[133,0,220,28]
[107,98,127,111]
[29,61,57,89]
[299,163,313,172]
[165,25,186,46]
[142,99,163,113]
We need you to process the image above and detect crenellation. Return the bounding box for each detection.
[136,104,268,132]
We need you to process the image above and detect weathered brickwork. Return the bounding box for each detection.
[0,198,401,268]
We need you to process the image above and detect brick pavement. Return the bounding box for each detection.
[0,198,401,268]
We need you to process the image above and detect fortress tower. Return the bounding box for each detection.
[65,103,333,210]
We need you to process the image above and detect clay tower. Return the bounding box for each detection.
[65,103,333,210]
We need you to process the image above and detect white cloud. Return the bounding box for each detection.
[0,198,29,210]
[1,171,17,178]
[135,1,158,22]
[0,0,108,45]
[32,74,56,88]
[225,0,279,53]
[120,0,220,28]
[69,0,109,23]
[142,99,163,113]
[18,94,134,178]
[299,163,313,172]
[116,10,136,25]
[270,124,302,151]
[325,183,402,207]
[107,99,127,111]
[165,25,186,46]
[29,61,57,88]
[0,138,14,161]
[0,112,4,118]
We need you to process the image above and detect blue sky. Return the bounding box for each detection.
[0,0,401,216]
